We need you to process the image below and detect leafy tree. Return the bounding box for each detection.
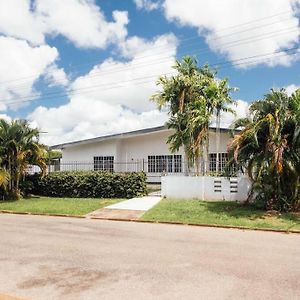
[0,119,47,200]
[47,150,62,161]
[152,56,236,174]
[0,160,9,196]
[228,89,300,211]
[205,79,237,172]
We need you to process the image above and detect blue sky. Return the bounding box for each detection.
[0,0,300,144]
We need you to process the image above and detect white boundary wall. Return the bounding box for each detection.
[161,176,252,201]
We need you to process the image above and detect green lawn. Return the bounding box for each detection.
[142,199,300,231]
[0,197,123,216]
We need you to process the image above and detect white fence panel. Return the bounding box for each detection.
[161,176,252,201]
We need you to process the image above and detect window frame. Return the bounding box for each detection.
[147,154,182,173]
[93,156,114,172]
[209,152,228,172]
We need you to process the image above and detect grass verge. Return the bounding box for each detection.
[142,199,300,231]
[0,196,123,216]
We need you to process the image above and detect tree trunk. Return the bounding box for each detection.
[184,151,190,176]
[204,125,210,175]
[215,112,221,175]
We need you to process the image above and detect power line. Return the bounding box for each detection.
[3,46,300,107]
[0,10,296,86]
[4,24,299,94]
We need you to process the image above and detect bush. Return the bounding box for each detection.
[23,171,147,199]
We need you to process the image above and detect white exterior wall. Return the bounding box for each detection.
[119,130,184,181]
[58,128,233,181]
[119,130,184,161]
[161,176,251,201]
[60,140,117,171]
[208,131,230,153]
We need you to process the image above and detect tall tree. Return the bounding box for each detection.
[204,78,237,172]
[152,56,203,172]
[228,89,300,211]
[152,56,236,174]
[0,119,47,200]
[0,159,9,197]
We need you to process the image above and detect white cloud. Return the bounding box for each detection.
[210,100,249,128]
[162,0,300,68]
[70,34,177,112]
[0,0,45,45]
[0,114,12,122]
[0,0,129,49]
[28,34,177,145]
[134,0,160,11]
[29,98,168,145]
[44,65,69,87]
[284,83,300,95]
[0,36,59,111]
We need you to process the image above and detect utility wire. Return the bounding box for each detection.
[3,47,299,107]
[0,10,295,86]
[4,25,300,93]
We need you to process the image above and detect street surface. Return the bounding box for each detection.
[0,214,299,300]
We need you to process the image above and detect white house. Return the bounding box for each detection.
[51,125,233,183]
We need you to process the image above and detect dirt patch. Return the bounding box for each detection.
[87,208,145,220]
[18,266,109,296]
[0,293,27,300]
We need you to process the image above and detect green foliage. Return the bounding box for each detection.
[228,88,300,212]
[0,119,47,200]
[152,56,237,173]
[0,197,122,216]
[142,199,300,231]
[23,171,147,199]
[46,150,62,162]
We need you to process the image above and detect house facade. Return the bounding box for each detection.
[51,125,233,182]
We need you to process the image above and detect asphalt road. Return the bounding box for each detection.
[0,214,299,300]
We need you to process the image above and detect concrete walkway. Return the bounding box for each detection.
[86,195,162,220]
[106,196,161,211]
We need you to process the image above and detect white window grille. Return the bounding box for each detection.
[209,153,228,172]
[93,156,114,172]
[148,155,182,173]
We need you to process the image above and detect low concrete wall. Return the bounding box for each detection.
[161,176,252,201]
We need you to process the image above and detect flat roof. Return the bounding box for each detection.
[51,125,233,149]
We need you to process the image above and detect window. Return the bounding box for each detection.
[148,155,182,173]
[219,153,228,171]
[209,153,228,172]
[94,156,114,172]
[174,155,182,173]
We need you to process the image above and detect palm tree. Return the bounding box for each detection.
[152,56,203,173]
[206,79,237,173]
[0,159,9,198]
[0,119,47,200]
[228,89,300,211]
[152,56,236,175]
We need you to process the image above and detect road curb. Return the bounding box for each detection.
[0,210,85,219]
[90,216,300,234]
[0,210,299,234]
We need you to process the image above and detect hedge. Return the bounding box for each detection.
[23,171,147,199]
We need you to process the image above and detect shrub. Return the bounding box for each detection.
[23,171,147,199]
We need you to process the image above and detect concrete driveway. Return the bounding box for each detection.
[0,214,299,300]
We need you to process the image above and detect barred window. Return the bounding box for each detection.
[94,156,114,172]
[148,155,182,173]
[209,153,228,172]
[219,153,228,171]
[209,153,217,172]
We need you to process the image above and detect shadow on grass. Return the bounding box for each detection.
[280,212,300,224]
[203,201,300,224]
[0,195,41,203]
[203,201,267,220]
